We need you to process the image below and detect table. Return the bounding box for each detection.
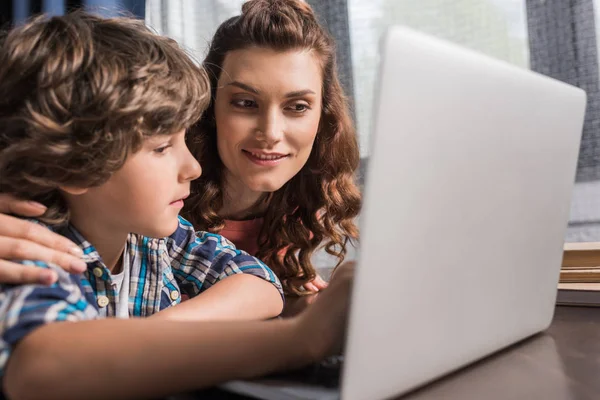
[178,306,600,400]
[399,306,600,400]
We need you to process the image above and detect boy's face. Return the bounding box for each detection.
[67,129,202,238]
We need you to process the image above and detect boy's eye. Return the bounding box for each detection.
[154,144,171,154]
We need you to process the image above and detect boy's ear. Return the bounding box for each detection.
[59,186,89,195]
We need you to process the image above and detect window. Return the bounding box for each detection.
[348,0,530,154]
[567,0,600,242]
[145,0,246,62]
[145,0,600,243]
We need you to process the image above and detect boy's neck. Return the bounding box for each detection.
[68,213,127,274]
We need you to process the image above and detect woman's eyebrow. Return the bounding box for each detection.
[285,89,316,98]
[227,81,260,94]
[227,81,316,98]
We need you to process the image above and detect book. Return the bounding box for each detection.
[556,283,600,307]
[557,243,600,306]
[560,242,600,283]
[559,268,600,283]
[562,242,600,268]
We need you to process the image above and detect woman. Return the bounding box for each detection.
[0,0,361,295]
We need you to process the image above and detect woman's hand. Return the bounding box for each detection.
[0,194,86,285]
[303,274,329,292]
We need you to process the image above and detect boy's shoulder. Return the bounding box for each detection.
[169,216,241,252]
[22,218,88,251]
[0,220,99,318]
[5,218,95,297]
[22,218,56,232]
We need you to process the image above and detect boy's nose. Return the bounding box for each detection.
[181,152,202,182]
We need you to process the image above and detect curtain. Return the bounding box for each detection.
[145,0,355,99]
[0,0,145,26]
[527,0,600,183]
[306,0,356,118]
[526,0,600,241]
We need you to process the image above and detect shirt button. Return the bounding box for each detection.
[93,267,104,278]
[97,296,109,308]
[170,290,180,300]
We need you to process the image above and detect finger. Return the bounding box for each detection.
[313,275,329,290]
[304,282,319,293]
[0,193,47,217]
[0,236,87,274]
[0,259,58,285]
[0,213,84,257]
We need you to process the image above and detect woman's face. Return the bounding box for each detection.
[214,47,322,194]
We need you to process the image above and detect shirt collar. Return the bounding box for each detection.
[54,223,104,265]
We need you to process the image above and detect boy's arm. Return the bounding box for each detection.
[3,260,355,400]
[154,273,283,321]
[159,217,284,321]
[5,312,305,400]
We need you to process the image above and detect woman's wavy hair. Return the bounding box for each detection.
[0,11,210,225]
[183,0,362,295]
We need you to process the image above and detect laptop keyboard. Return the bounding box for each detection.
[267,355,344,388]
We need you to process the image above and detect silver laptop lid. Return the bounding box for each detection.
[342,26,586,400]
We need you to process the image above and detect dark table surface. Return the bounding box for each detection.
[177,305,600,400]
[398,305,600,400]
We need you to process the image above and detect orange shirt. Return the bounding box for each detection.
[220,218,264,256]
[181,218,264,302]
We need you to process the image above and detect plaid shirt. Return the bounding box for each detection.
[0,216,283,376]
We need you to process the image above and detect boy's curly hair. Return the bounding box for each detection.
[0,11,210,225]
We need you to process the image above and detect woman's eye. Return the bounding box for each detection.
[287,103,310,113]
[232,99,257,108]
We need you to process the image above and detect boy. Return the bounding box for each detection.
[0,12,352,400]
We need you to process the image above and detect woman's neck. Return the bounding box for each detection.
[220,174,268,221]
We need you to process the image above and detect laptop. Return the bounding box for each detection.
[221,25,587,400]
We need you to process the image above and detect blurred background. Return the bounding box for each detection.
[2,0,600,246]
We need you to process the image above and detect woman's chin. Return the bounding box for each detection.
[245,179,287,193]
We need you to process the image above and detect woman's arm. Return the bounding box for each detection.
[4,262,354,400]
[0,194,86,284]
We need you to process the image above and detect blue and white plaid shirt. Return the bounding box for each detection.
[0,216,283,376]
